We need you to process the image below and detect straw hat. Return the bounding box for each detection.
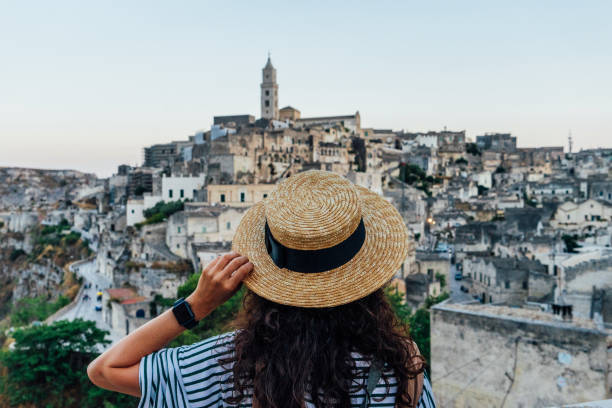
[231,170,410,308]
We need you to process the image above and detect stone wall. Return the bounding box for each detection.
[564,256,612,319]
[431,303,609,407]
[528,270,556,302]
[127,267,188,299]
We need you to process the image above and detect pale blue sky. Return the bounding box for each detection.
[1,1,610,177]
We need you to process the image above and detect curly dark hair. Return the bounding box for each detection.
[220,287,425,408]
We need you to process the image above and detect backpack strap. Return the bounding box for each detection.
[360,361,383,408]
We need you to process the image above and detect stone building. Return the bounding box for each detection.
[431,302,610,407]
[166,204,247,259]
[346,170,383,195]
[415,251,450,282]
[529,181,577,203]
[453,223,498,253]
[213,114,255,127]
[404,273,441,310]
[279,106,301,121]
[261,56,279,120]
[589,180,612,203]
[143,143,178,168]
[296,111,361,134]
[551,199,612,232]
[103,288,151,336]
[476,133,517,152]
[127,167,160,197]
[562,254,612,322]
[462,256,547,305]
[205,183,276,207]
[161,174,206,202]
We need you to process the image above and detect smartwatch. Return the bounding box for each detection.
[172,298,198,329]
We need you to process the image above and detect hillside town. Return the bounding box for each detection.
[1,56,611,407]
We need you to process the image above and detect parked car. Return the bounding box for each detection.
[455,272,463,280]
[460,285,468,293]
[94,305,102,312]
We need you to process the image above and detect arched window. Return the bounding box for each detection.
[136,309,145,318]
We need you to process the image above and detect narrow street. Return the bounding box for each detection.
[449,262,474,303]
[51,260,121,349]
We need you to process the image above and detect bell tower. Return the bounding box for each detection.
[260,54,279,120]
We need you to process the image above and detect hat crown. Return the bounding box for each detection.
[264,170,362,250]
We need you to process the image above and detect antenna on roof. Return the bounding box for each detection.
[568,129,573,154]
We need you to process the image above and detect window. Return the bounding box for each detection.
[479,273,482,282]
[505,281,510,289]
[226,221,231,230]
[202,226,207,233]
[180,189,184,198]
[176,243,180,249]
[220,194,226,203]
[131,209,135,214]
[136,309,145,318]
[265,90,270,96]
[522,281,527,289]
[427,268,434,278]
[567,215,570,220]
[263,193,268,199]
[193,189,197,197]
[177,227,181,233]
[168,189,173,198]
[240,192,245,202]
[265,100,270,107]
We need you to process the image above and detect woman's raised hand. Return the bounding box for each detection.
[186,252,253,320]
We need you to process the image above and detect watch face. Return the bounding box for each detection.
[173,299,195,327]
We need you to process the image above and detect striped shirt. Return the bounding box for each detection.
[138,332,437,408]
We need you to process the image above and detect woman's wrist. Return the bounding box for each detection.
[185,293,214,321]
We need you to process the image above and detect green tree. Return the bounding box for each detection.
[562,234,581,253]
[385,288,449,374]
[384,286,412,323]
[0,319,135,407]
[466,143,481,156]
[10,295,71,326]
[434,272,446,289]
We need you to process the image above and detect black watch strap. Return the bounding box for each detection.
[172,298,198,329]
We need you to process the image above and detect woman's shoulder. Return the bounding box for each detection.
[177,331,236,366]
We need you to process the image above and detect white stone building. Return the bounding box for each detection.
[162,174,206,202]
[551,199,612,232]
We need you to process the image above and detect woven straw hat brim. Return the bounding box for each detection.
[232,185,409,308]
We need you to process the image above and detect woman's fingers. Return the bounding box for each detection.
[229,261,253,286]
[202,256,222,273]
[220,255,249,279]
[211,252,241,274]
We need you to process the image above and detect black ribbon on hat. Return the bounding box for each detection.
[264,218,366,273]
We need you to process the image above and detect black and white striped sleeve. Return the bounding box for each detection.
[138,346,190,408]
[417,371,437,408]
